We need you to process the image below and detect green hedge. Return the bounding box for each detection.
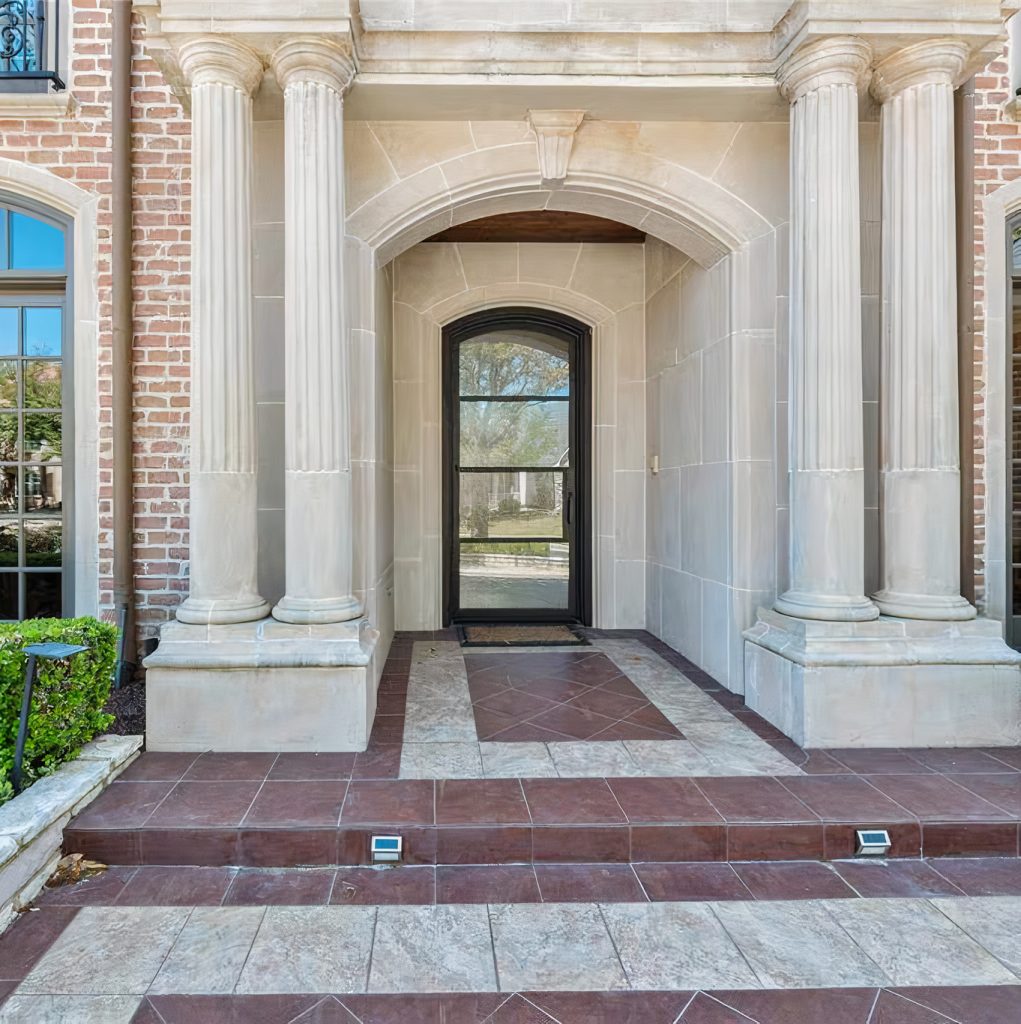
[0,617,117,805]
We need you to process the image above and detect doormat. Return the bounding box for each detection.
[458,624,588,647]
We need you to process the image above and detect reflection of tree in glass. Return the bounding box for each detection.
[459,339,568,538]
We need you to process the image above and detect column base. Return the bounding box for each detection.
[175,594,271,626]
[872,589,976,621]
[774,589,879,622]
[143,616,382,751]
[744,608,1021,747]
[271,594,364,625]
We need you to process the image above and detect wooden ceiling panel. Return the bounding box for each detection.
[426,211,646,243]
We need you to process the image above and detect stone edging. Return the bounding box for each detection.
[0,733,142,931]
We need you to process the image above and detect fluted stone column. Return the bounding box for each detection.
[176,38,269,625]
[871,41,976,620]
[775,38,879,622]
[270,38,363,624]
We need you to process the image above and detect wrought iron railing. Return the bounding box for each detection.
[0,1,63,89]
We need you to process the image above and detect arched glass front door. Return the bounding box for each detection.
[443,308,591,624]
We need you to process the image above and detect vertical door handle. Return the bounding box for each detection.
[565,492,573,527]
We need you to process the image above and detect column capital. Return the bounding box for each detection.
[777,36,871,103]
[871,38,970,103]
[177,35,264,95]
[271,36,356,95]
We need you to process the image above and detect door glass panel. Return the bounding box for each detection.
[459,471,563,540]
[459,332,569,397]
[459,540,570,610]
[452,316,581,620]
[459,399,569,468]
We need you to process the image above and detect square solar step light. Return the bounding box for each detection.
[371,835,403,863]
[856,829,892,856]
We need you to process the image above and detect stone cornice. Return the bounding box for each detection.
[271,36,357,96]
[777,36,871,102]
[871,38,971,102]
[177,35,265,94]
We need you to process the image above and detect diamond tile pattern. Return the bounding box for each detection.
[464,651,683,742]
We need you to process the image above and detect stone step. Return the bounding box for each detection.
[29,859,1021,908]
[4,988,1021,1023]
[1,895,1020,1022]
[61,756,1021,868]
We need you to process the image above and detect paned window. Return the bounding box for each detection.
[0,199,68,619]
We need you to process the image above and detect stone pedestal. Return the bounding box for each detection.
[744,609,1021,748]
[144,619,380,751]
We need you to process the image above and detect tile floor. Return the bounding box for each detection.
[464,649,683,741]
[398,639,802,778]
[1,895,1019,1021]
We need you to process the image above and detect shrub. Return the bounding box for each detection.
[0,617,118,805]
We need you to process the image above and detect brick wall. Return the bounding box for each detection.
[973,49,1017,611]
[0,0,192,644]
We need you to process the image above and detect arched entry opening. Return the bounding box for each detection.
[442,306,592,625]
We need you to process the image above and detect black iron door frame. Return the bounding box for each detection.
[442,306,592,625]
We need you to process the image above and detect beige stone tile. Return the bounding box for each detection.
[236,906,376,994]
[602,902,759,990]
[149,907,264,995]
[567,244,644,312]
[517,243,580,288]
[19,907,189,995]
[394,244,466,311]
[440,143,538,193]
[369,905,496,992]
[549,741,643,778]
[469,121,534,148]
[637,122,742,178]
[480,741,558,778]
[925,897,1021,980]
[0,996,140,1024]
[344,123,400,214]
[623,740,715,777]
[713,121,789,227]
[370,121,475,179]
[400,742,484,779]
[490,903,627,991]
[456,242,519,287]
[711,900,888,988]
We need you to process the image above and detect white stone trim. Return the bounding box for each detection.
[0,92,75,118]
[0,734,141,931]
[352,156,771,270]
[0,158,100,618]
